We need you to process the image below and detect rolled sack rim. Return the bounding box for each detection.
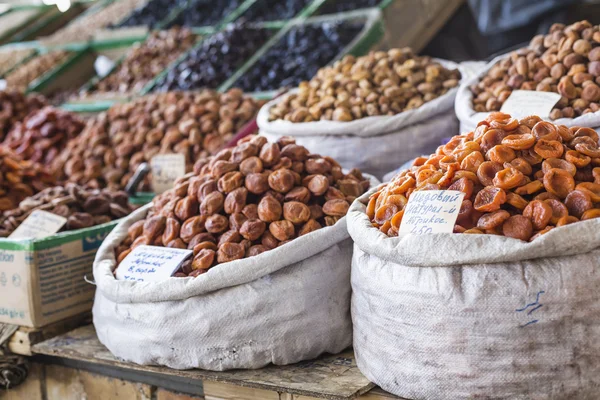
[257,59,464,138]
[455,52,600,129]
[347,186,600,267]
[94,174,379,304]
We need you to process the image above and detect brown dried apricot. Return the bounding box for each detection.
[502,215,533,241]
[575,143,600,158]
[564,190,593,218]
[514,180,544,195]
[460,151,485,173]
[477,161,503,186]
[543,168,575,198]
[374,204,398,225]
[575,182,600,202]
[593,167,600,184]
[481,129,508,153]
[448,177,474,199]
[508,157,533,175]
[474,186,506,212]
[523,200,553,230]
[487,145,516,163]
[544,199,568,225]
[531,121,560,141]
[217,242,245,263]
[530,226,554,241]
[506,192,529,210]
[541,158,576,176]
[477,210,510,229]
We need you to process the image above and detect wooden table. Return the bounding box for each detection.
[1,324,403,400]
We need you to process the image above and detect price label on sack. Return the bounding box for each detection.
[9,210,67,240]
[150,154,186,194]
[500,90,561,119]
[399,190,465,235]
[116,245,193,282]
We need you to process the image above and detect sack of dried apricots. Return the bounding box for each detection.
[347,113,600,399]
[456,20,600,134]
[92,135,378,370]
[258,49,464,179]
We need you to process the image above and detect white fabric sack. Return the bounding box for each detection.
[456,53,600,134]
[347,189,600,400]
[93,175,378,371]
[258,60,465,180]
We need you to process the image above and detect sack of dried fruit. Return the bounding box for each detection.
[92,135,378,370]
[456,20,600,133]
[347,112,600,399]
[257,48,463,179]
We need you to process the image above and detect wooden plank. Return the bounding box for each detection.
[359,387,404,399]
[7,312,91,356]
[44,364,152,400]
[156,388,205,400]
[32,325,374,400]
[203,381,280,400]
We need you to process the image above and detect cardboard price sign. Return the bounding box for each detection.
[150,154,186,194]
[9,210,67,240]
[399,190,465,235]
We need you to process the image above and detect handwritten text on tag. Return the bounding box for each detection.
[399,190,465,235]
[9,210,67,240]
[500,90,561,119]
[116,245,193,282]
[150,154,186,194]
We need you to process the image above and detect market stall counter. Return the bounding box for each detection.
[12,324,400,400]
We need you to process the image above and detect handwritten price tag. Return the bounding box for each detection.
[150,154,186,194]
[500,90,561,119]
[116,245,193,282]
[399,190,465,235]
[9,210,67,240]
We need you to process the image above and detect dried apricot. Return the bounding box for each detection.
[593,167,600,184]
[530,226,554,241]
[556,215,579,226]
[477,161,503,186]
[374,204,398,225]
[493,167,525,190]
[474,186,506,212]
[523,200,552,230]
[575,143,600,158]
[460,151,484,173]
[481,129,508,153]
[448,177,474,199]
[541,158,576,176]
[565,150,591,167]
[487,145,516,163]
[520,148,544,165]
[534,139,564,158]
[506,192,529,210]
[581,208,600,220]
[502,133,536,150]
[543,168,575,198]
[502,215,533,241]
[564,190,593,218]
[508,157,533,175]
[544,199,568,225]
[390,210,405,232]
[514,180,544,195]
[531,121,560,141]
[575,182,600,202]
[477,210,510,229]
[573,127,599,142]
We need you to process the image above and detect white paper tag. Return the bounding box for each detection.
[500,90,561,119]
[150,154,186,194]
[9,210,67,240]
[94,55,116,78]
[116,245,193,282]
[399,190,465,235]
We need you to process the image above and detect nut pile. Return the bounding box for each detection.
[240,0,312,22]
[115,135,370,277]
[316,0,382,15]
[0,184,134,237]
[154,24,271,92]
[3,106,85,165]
[0,90,47,141]
[268,48,461,121]
[167,0,241,28]
[4,51,69,92]
[0,9,38,39]
[0,48,35,77]
[40,0,144,45]
[472,20,600,119]
[115,0,184,28]
[52,90,263,191]
[235,22,364,93]
[88,28,197,95]
[0,147,56,212]
[369,112,600,241]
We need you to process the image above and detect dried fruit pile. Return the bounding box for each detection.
[52,90,263,191]
[3,106,85,166]
[0,184,133,237]
[0,147,56,212]
[472,20,600,119]
[4,51,70,92]
[369,112,600,241]
[0,90,47,141]
[268,48,460,122]
[116,135,370,277]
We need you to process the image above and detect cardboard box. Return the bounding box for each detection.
[0,221,118,328]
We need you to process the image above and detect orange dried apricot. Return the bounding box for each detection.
[487,145,516,163]
[575,182,600,202]
[477,161,503,186]
[374,204,398,225]
[556,215,579,226]
[508,157,533,175]
[530,226,554,241]
[502,133,536,150]
[448,177,474,199]
[493,167,525,190]
[581,208,600,220]
[460,151,485,173]
[544,199,568,225]
[534,139,564,158]
[474,186,506,212]
[523,200,552,230]
[532,121,560,141]
[574,143,600,158]
[543,168,575,198]
[541,158,576,176]
[477,210,510,229]
[515,180,544,195]
[506,192,529,210]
